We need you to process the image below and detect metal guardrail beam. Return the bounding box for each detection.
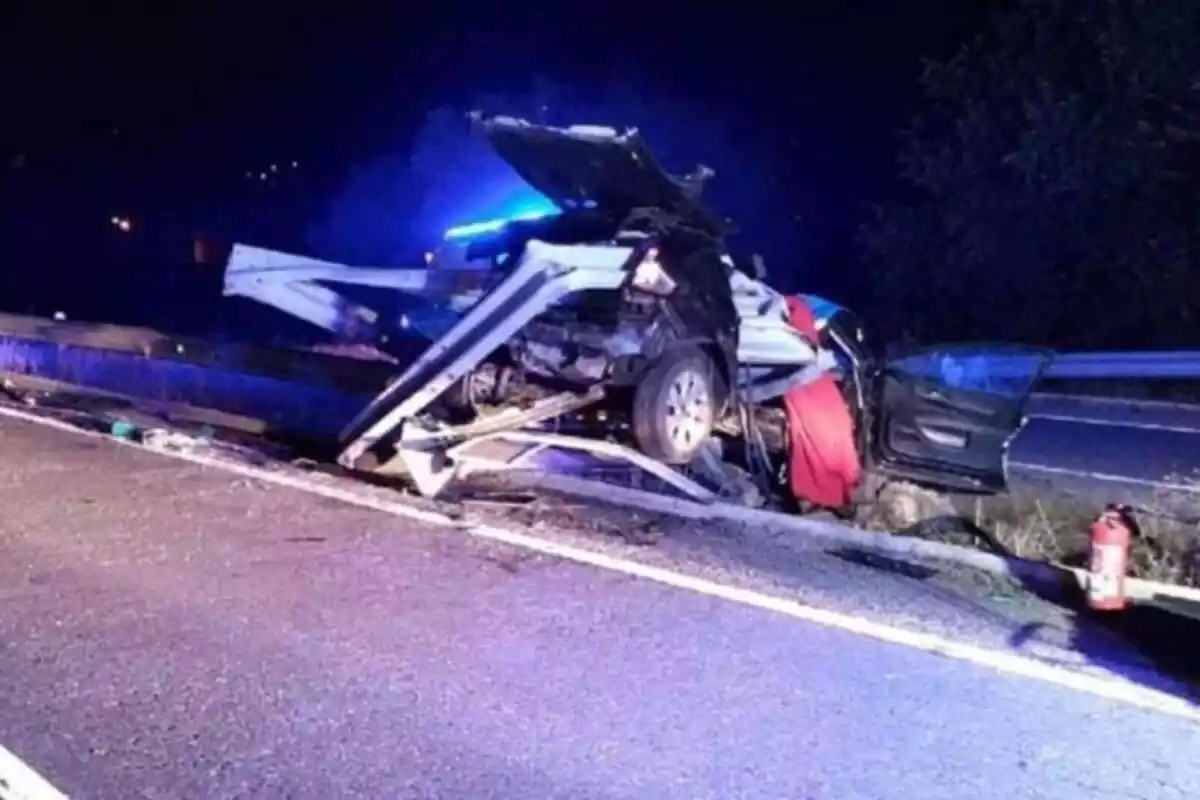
[890,350,1200,384]
[1042,352,1200,380]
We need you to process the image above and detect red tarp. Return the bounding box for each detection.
[782,295,863,509]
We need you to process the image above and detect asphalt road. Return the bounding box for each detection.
[1013,396,1200,506]
[0,413,1197,799]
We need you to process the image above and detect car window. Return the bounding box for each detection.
[889,345,1051,400]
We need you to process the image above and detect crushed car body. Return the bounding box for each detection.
[223,113,1052,507]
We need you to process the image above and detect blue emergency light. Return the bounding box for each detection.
[443,209,560,241]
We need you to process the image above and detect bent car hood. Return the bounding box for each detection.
[472,112,727,236]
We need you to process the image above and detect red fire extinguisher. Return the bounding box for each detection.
[1087,504,1139,612]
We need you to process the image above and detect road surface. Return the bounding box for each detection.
[1013,395,1200,506]
[0,412,1196,799]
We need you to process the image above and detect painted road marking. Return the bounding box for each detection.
[1031,391,1200,415]
[1,403,1198,725]
[1030,412,1200,436]
[0,744,67,800]
[1010,461,1200,493]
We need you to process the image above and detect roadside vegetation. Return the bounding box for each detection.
[860,0,1200,352]
[861,476,1200,588]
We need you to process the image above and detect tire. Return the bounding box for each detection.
[632,347,721,464]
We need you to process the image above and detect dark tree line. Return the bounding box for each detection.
[861,0,1200,350]
[313,1,1200,351]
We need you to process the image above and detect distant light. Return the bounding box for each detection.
[291,161,299,168]
[443,210,559,241]
[423,252,434,264]
[53,311,66,321]
[270,164,278,172]
[110,215,132,233]
[259,172,268,181]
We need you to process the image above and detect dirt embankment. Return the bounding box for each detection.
[861,477,1200,588]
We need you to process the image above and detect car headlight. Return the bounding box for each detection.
[629,248,678,296]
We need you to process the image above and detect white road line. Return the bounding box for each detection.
[1031,392,1200,414]
[0,743,68,800]
[2,403,1198,725]
[1030,412,1200,435]
[1010,461,1200,493]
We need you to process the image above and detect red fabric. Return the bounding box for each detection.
[781,295,863,509]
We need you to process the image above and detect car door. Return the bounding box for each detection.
[870,344,1053,494]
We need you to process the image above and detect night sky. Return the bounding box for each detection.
[0,2,995,330]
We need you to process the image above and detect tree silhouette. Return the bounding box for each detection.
[861,0,1200,349]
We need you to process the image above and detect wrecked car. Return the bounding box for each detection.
[223,113,1052,507]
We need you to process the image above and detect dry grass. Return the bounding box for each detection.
[858,474,1200,587]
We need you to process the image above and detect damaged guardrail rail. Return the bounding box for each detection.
[0,311,729,500]
[0,311,389,441]
[3,312,1198,439]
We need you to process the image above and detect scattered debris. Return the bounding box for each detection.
[858,478,958,531]
[690,438,766,507]
[109,419,140,441]
[307,342,399,363]
[0,378,26,404]
[458,491,540,508]
[0,378,43,408]
[140,428,210,452]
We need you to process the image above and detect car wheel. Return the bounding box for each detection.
[632,348,720,465]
